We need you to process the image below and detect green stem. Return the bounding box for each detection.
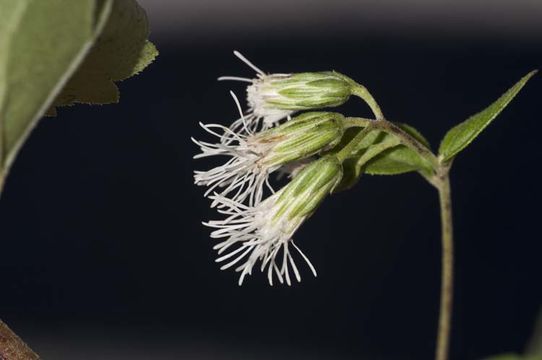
[343,115,454,360]
[342,116,372,129]
[351,85,385,120]
[435,171,454,360]
[344,117,440,170]
[346,84,453,360]
[372,120,439,169]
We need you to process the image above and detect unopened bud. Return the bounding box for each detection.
[248,72,352,122]
[193,112,345,206]
[275,155,343,220]
[206,155,343,285]
[256,111,346,167]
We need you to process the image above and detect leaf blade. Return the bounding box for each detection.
[334,123,432,191]
[1,0,97,180]
[364,146,432,176]
[50,0,158,110]
[0,0,157,196]
[0,0,28,172]
[439,70,537,162]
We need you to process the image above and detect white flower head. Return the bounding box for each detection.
[192,121,277,207]
[193,111,345,206]
[218,51,294,133]
[204,155,343,286]
[219,51,353,136]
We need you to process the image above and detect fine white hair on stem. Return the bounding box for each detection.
[205,193,317,286]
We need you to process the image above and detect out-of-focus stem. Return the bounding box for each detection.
[0,171,4,198]
[0,319,40,360]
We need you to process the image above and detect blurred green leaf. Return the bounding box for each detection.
[439,71,537,162]
[484,354,522,360]
[363,123,432,176]
[364,145,432,175]
[334,130,399,191]
[0,0,157,194]
[51,0,158,109]
[400,122,431,148]
[0,1,26,170]
[0,0,97,188]
[526,308,542,356]
[484,354,542,360]
[485,307,542,360]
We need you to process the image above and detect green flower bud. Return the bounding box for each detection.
[207,155,343,285]
[248,72,353,115]
[194,112,345,206]
[220,52,357,130]
[255,111,346,166]
[274,155,343,220]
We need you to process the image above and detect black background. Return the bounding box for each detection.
[0,20,541,360]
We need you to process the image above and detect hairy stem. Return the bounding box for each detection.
[435,171,454,360]
[0,319,39,360]
[344,116,440,169]
[350,85,385,120]
[346,85,454,360]
[371,119,439,169]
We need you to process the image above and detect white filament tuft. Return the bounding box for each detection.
[233,50,265,76]
[204,193,316,286]
[217,51,295,138]
[193,121,278,206]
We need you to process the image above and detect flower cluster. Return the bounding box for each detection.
[194,51,359,285]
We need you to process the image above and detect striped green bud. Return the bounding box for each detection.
[253,111,346,167]
[206,155,343,285]
[248,72,353,116]
[274,155,343,221]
